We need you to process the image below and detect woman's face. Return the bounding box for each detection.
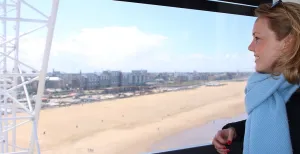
[248,17,285,73]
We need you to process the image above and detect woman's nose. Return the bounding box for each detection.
[248,41,255,52]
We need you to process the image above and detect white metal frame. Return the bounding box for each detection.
[0,0,59,153]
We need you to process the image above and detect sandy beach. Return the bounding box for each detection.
[13,81,247,154]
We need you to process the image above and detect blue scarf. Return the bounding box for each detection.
[243,72,299,154]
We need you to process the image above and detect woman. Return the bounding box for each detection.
[212,1,300,154]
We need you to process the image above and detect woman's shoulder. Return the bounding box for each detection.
[287,88,300,104]
[293,88,300,96]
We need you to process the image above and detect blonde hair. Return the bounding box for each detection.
[255,2,300,84]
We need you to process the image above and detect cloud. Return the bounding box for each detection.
[11,26,254,73]
[16,26,167,72]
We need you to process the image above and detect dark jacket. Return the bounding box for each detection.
[222,89,300,154]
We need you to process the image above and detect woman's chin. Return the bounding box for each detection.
[255,66,267,73]
[255,66,272,74]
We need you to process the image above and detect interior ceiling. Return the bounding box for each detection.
[114,0,273,16]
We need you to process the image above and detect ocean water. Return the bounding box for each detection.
[147,114,247,153]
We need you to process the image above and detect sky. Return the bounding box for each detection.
[4,0,258,73]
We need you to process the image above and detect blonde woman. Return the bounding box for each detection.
[212,1,300,154]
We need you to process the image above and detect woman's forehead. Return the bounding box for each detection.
[253,18,274,36]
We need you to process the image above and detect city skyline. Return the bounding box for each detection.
[43,68,250,91]
[49,68,253,74]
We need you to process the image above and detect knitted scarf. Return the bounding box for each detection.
[243,72,299,154]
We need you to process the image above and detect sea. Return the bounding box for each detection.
[146,113,247,153]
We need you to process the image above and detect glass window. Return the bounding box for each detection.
[15,1,256,154]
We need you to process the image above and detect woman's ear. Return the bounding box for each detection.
[281,34,293,52]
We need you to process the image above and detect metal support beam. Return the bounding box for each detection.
[115,0,273,16]
[0,0,59,153]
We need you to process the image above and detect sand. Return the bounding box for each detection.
[14,81,247,154]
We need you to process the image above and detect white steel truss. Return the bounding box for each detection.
[0,0,59,153]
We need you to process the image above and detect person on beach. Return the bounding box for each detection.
[212,1,300,154]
